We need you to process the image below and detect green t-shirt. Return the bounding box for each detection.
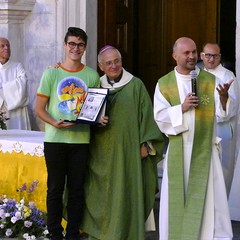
[37,65,100,144]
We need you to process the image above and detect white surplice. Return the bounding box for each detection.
[205,64,239,196]
[0,59,31,130]
[228,111,240,220]
[228,148,240,221]
[153,67,233,240]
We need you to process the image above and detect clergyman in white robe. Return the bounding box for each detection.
[204,63,239,196]
[0,59,31,130]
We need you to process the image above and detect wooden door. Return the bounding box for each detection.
[98,0,219,98]
[97,0,135,72]
[137,0,218,97]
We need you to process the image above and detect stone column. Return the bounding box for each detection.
[0,0,36,63]
[56,0,98,69]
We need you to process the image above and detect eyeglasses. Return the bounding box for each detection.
[104,58,121,67]
[202,53,221,59]
[67,42,86,49]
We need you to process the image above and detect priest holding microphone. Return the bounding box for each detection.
[153,37,235,240]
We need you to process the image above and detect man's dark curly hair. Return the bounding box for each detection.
[64,27,88,45]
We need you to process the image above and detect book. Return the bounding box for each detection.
[64,87,108,124]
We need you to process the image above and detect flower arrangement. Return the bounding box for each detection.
[0,111,7,130]
[0,181,49,239]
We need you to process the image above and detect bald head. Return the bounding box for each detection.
[173,37,196,53]
[0,37,11,64]
[172,37,198,74]
[202,42,221,52]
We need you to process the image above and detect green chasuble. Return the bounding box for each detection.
[158,69,215,240]
[82,77,164,240]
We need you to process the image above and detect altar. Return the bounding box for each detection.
[0,130,47,212]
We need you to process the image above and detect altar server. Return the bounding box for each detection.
[0,37,31,130]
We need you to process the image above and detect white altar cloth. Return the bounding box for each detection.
[0,129,44,156]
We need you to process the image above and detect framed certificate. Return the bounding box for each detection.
[64,88,108,124]
[76,88,108,124]
[61,88,108,124]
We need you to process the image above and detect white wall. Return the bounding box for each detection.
[0,0,97,130]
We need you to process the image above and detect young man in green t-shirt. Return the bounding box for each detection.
[36,27,100,240]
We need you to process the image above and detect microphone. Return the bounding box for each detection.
[190,70,197,97]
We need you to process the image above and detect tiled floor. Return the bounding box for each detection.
[146,198,240,240]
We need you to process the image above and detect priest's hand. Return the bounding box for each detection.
[216,79,233,111]
[48,62,61,69]
[182,93,198,112]
[141,142,149,159]
[99,116,109,127]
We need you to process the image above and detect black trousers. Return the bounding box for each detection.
[44,142,89,239]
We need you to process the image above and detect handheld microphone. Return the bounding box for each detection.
[190,70,197,97]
